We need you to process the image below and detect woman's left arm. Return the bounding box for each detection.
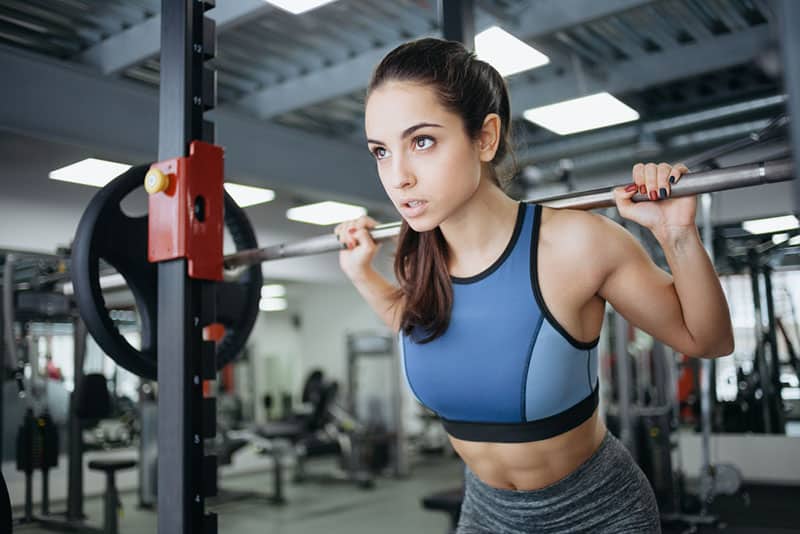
[595,162,735,358]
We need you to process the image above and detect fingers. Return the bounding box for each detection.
[353,227,378,251]
[657,162,671,199]
[632,163,645,196]
[629,162,690,201]
[670,163,689,186]
[333,216,379,250]
[644,163,658,201]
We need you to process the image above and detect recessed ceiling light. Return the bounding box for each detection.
[772,233,789,245]
[261,284,286,298]
[286,201,367,226]
[522,92,640,135]
[49,158,131,187]
[475,26,549,77]
[742,215,799,235]
[263,0,338,15]
[259,297,288,312]
[224,182,276,208]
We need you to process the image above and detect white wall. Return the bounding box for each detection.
[243,260,424,435]
[677,432,800,485]
[245,310,304,423]
[244,281,388,416]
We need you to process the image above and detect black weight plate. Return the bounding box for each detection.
[72,165,262,379]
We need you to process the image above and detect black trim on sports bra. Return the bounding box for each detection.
[530,204,600,350]
[441,383,599,443]
[451,202,526,285]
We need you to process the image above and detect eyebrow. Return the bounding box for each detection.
[366,122,443,145]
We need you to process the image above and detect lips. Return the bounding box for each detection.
[398,199,428,218]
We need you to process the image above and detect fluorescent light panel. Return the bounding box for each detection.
[263,0,337,14]
[224,182,275,207]
[772,233,789,245]
[49,158,131,187]
[261,284,286,298]
[742,215,799,235]
[286,201,367,226]
[475,26,549,77]
[259,297,287,312]
[523,92,640,135]
[51,160,275,208]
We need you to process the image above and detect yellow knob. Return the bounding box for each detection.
[144,168,170,194]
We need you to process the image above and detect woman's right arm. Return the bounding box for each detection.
[334,216,403,333]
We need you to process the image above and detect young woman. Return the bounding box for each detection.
[334,38,734,533]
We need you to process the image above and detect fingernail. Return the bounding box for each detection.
[624,184,638,193]
[659,188,667,199]
[639,185,647,195]
[669,176,675,184]
[649,191,658,201]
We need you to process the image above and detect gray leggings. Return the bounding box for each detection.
[456,432,661,533]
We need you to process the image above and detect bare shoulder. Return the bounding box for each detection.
[539,206,631,282]
[540,206,622,249]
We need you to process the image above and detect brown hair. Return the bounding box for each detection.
[366,38,517,343]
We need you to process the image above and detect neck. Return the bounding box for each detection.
[438,176,519,269]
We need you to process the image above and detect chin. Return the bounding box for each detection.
[405,216,439,233]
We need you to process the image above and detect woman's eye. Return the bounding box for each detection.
[414,136,434,150]
[373,147,387,159]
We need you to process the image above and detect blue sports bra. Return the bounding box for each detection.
[399,202,599,443]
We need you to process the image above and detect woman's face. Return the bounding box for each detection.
[365,81,483,232]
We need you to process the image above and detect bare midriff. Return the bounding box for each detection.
[448,408,607,491]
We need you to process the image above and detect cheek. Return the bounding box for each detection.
[433,146,481,192]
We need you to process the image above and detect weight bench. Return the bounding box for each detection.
[421,486,464,534]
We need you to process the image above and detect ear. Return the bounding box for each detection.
[477,113,501,162]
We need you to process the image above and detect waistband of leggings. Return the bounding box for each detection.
[464,430,615,500]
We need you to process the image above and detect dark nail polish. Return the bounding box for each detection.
[659,188,667,199]
[669,176,675,184]
[649,191,658,201]
[625,184,638,193]
[639,185,647,195]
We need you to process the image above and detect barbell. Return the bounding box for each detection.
[223,157,794,270]
[71,122,796,379]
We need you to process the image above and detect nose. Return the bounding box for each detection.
[388,154,415,190]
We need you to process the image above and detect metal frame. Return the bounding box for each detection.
[441,0,475,49]
[776,0,800,217]
[156,1,218,532]
[66,318,87,522]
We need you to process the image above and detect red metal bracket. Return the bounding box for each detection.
[147,141,224,281]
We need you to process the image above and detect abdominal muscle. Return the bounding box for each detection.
[448,408,607,491]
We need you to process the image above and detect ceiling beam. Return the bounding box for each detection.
[0,45,385,204]
[233,0,657,118]
[509,25,772,117]
[76,0,274,75]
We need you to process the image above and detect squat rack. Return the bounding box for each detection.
[156,1,218,532]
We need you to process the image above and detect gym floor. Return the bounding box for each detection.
[11,455,464,534]
[11,454,800,533]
